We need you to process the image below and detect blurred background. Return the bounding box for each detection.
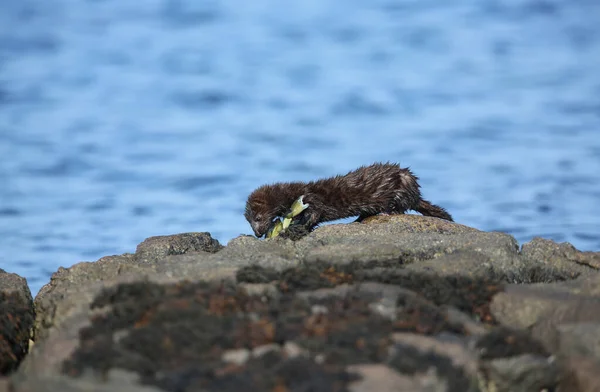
[1,0,599,295]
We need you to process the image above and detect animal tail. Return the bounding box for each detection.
[416,199,453,222]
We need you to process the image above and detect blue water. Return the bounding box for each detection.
[1,0,599,295]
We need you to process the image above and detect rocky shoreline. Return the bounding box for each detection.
[2,215,600,391]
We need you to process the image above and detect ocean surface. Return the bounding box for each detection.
[1,0,599,295]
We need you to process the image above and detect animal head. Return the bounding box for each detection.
[244,185,284,237]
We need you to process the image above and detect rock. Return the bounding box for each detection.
[362,213,480,232]
[390,333,478,377]
[181,234,298,270]
[15,273,548,391]
[17,278,363,391]
[521,237,600,275]
[152,235,301,283]
[134,232,223,263]
[490,274,600,330]
[385,339,476,391]
[222,348,251,365]
[491,287,600,332]
[474,327,549,360]
[471,327,560,390]
[0,378,10,392]
[0,270,34,375]
[12,218,600,392]
[490,274,600,392]
[536,322,600,392]
[33,254,154,343]
[0,270,32,304]
[156,220,512,283]
[532,309,600,355]
[281,213,479,242]
[405,249,574,283]
[560,356,600,392]
[346,364,427,392]
[479,354,560,392]
[554,323,600,359]
[11,375,164,392]
[295,216,519,266]
[32,233,224,344]
[551,271,600,296]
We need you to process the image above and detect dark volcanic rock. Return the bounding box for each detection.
[33,253,153,343]
[386,342,474,391]
[479,354,560,392]
[59,280,364,391]
[48,273,562,391]
[32,234,224,344]
[490,274,600,392]
[474,328,558,392]
[406,250,577,284]
[356,269,504,324]
[475,327,549,360]
[535,318,600,391]
[473,327,558,392]
[135,232,223,263]
[14,217,600,392]
[237,263,504,324]
[0,270,34,375]
[345,364,424,391]
[490,275,600,330]
[521,237,600,275]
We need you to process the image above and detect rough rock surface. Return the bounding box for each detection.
[134,232,223,263]
[0,378,10,392]
[521,237,600,272]
[491,273,600,391]
[0,269,34,375]
[32,233,223,343]
[3,215,600,391]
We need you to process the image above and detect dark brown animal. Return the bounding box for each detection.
[244,162,453,237]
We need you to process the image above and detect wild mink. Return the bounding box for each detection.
[244,162,453,238]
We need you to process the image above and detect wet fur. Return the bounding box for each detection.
[244,162,453,237]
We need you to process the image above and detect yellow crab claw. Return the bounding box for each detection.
[267,195,310,239]
[286,195,310,219]
[281,215,293,230]
[282,195,309,230]
[266,219,284,239]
